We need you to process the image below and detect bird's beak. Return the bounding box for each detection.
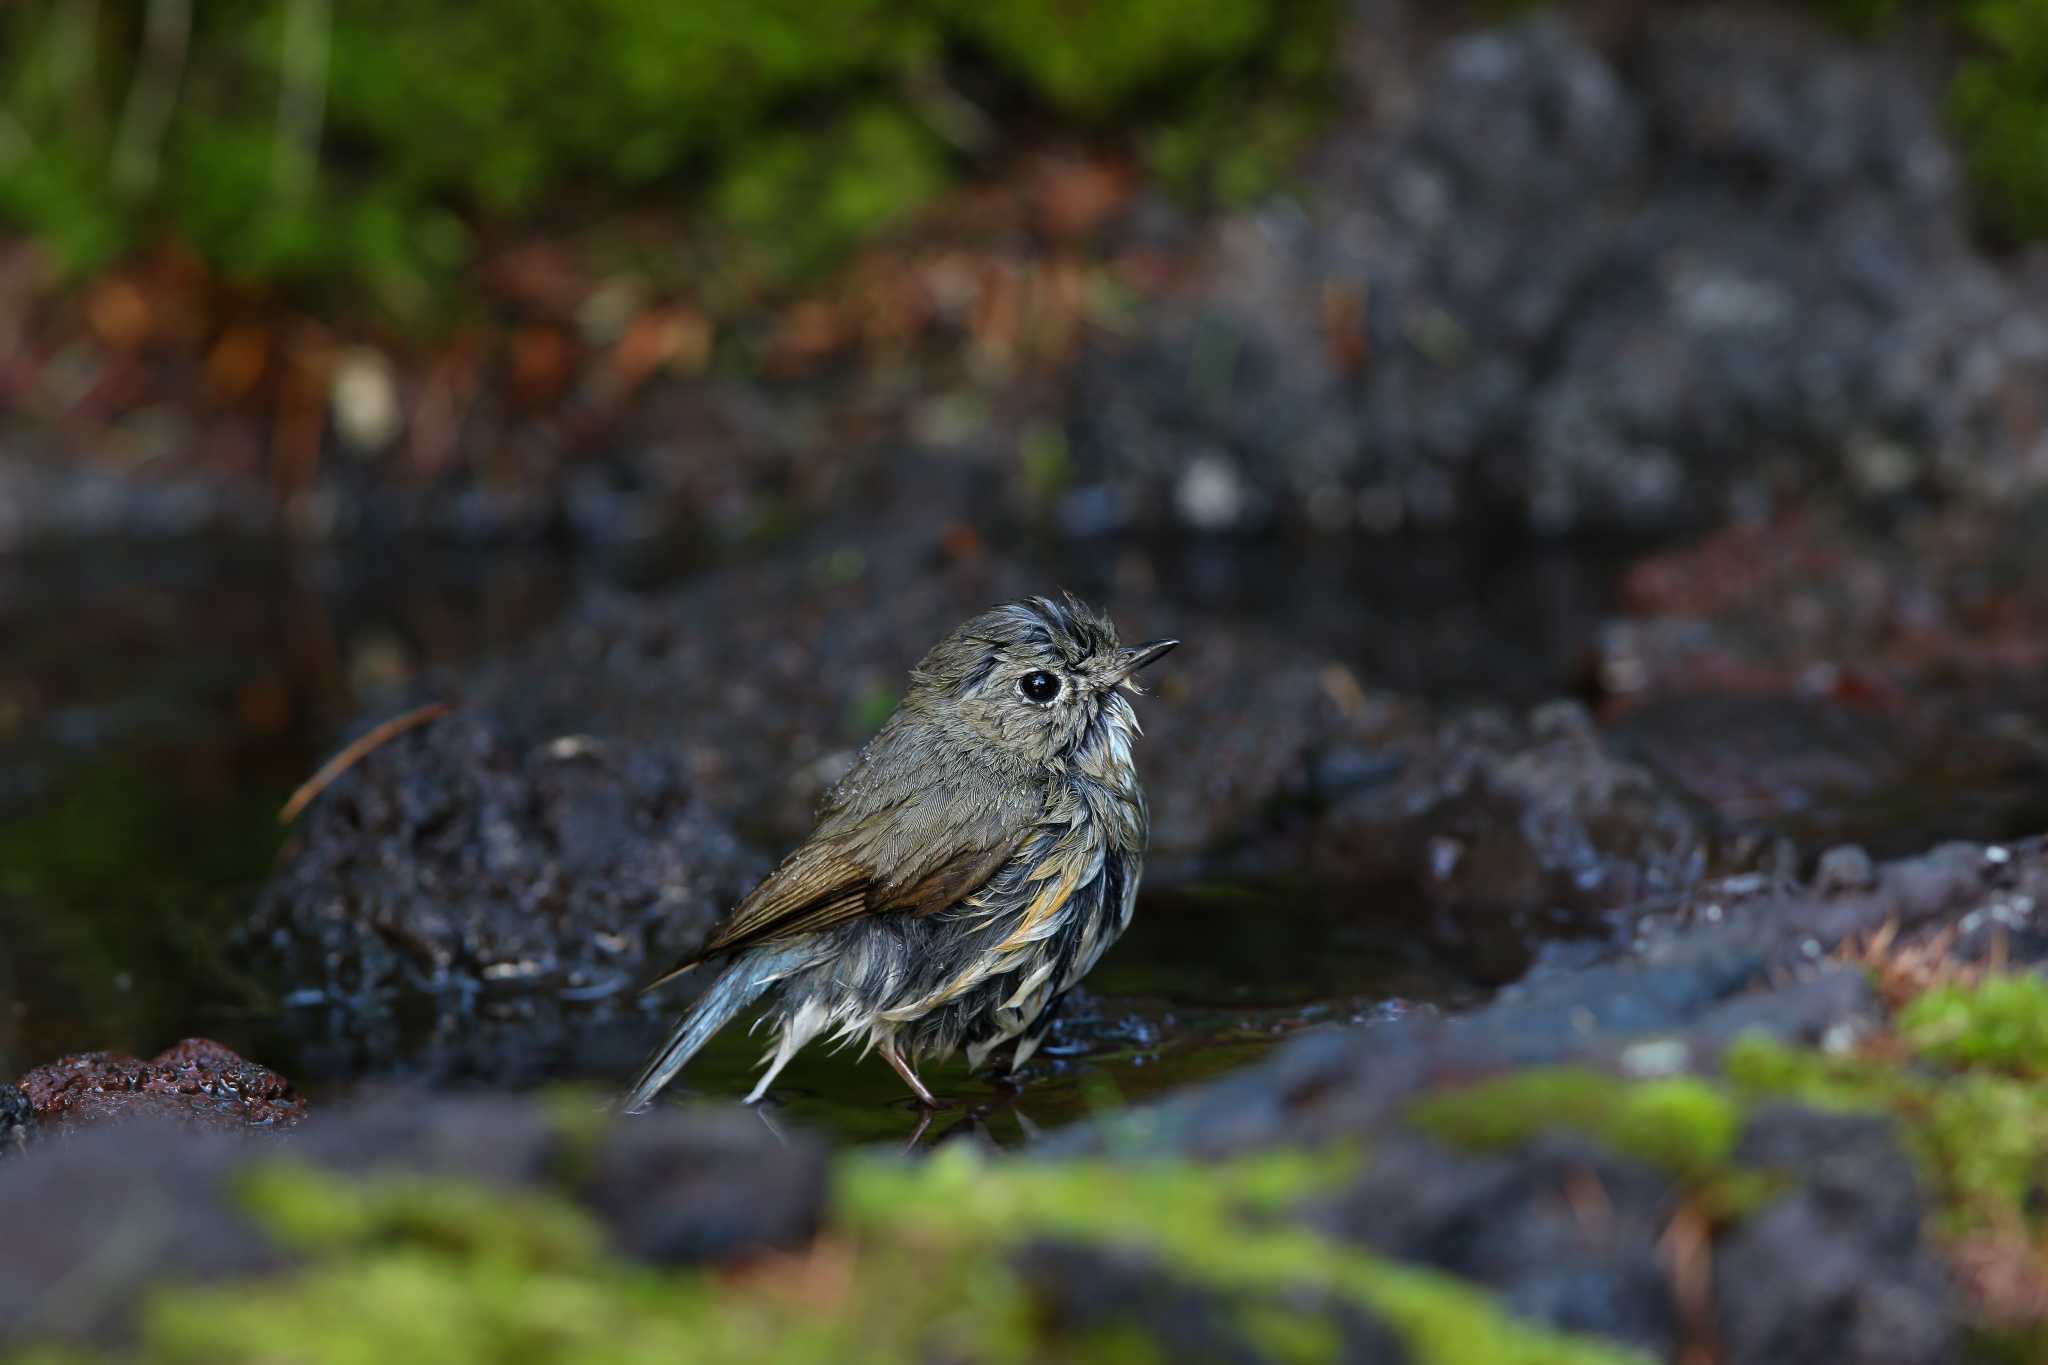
[1116,638,1180,693]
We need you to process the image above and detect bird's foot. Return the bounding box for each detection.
[878,1038,940,1108]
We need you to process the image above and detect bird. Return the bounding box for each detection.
[621,594,1177,1113]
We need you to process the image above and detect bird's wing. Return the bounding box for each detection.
[640,798,1029,990]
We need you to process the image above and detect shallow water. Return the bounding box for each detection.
[658,881,1488,1148]
[4,533,2037,1146]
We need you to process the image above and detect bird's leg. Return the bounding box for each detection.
[878,1036,938,1107]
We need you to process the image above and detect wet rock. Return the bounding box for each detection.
[1635,834,2048,973]
[1062,834,2048,1164]
[1660,966,1878,1059]
[1050,953,1761,1161]
[239,710,764,1007]
[1068,9,2048,534]
[1716,1107,1955,1365]
[1594,506,2048,857]
[16,1039,306,1136]
[1316,1133,1679,1357]
[280,1094,826,1265]
[1231,699,1723,972]
[1013,1239,1413,1364]
[579,1106,828,1264]
[0,1095,824,1347]
[389,525,1706,944]
[448,524,1412,866]
[1814,844,1879,896]
[0,1126,277,1345]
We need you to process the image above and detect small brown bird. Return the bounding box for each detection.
[622,595,1176,1111]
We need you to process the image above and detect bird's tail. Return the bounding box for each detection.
[620,949,791,1113]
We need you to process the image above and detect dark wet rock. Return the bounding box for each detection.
[1593,506,2048,858]
[16,1039,306,1136]
[239,710,764,1006]
[1067,9,2048,535]
[1316,1133,1679,1357]
[1054,887,1902,1162]
[1059,835,2046,1164]
[1633,834,2048,973]
[278,1093,827,1265]
[1661,966,1879,1059]
[1606,686,2048,862]
[445,525,1409,867]
[1716,1107,1955,1365]
[1603,508,2048,702]
[453,534,1057,849]
[0,1095,823,1346]
[446,528,1704,905]
[1313,1115,1952,1365]
[1814,844,1879,896]
[1048,953,1760,1161]
[1273,700,1718,950]
[0,1126,279,1345]
[578,1106,828,1263]
[1013,1239,1413,1364]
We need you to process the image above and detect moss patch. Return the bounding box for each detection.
[43,1145,1652,1365]
[1724,1033,2048,1241]
[1408,1067,1742,1181]
[1897,972,2048,1075]
[236,1162,605,1267]
[0,0,1338,318]
[1403,976,2048,1257]
[839,1148,1652,1365]
[1952,0,2048,242]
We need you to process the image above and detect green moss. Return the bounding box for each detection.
[0,0,1335,317]
[1234,1303,1343,1364]
[237,1163,606,1268]
[1408,1068,1741,1180]
[1953,0,2048,242]
[948,0,1273,118]
[840,1148,1653,1365]
[81,1147,1648,1365]
[1725,1031,2048,1240]
[1139,0,1337,205]
[713,106,951,280]
[1899,973,2048,1075]
[145,1253,717,1365]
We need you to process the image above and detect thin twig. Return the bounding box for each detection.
[279,701,452,824]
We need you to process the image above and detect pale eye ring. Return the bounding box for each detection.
[1019,670,1062,704]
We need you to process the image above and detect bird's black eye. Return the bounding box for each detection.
[1020,671,1062,704]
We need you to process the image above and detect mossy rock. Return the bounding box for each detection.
[35,1147,1651,1365]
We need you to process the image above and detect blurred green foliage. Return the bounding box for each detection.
[0,0,1333,322]
[1805,0,2048,243]
[65,1148,1648,1365]
[1953,0,2048,242]
[1898,971,2048,1075]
